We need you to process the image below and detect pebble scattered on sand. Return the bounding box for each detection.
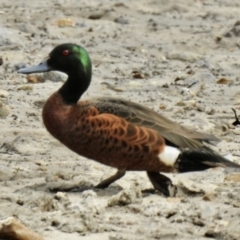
[0,101,11,118]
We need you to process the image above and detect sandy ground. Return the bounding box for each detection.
[1,0,240,239]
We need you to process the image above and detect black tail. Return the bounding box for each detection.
[176,148,240,173]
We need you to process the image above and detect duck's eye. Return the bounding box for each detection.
[62,50,69,56]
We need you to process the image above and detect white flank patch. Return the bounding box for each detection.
[159,146,181,166]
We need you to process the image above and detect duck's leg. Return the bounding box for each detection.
[147,172,176,197]
[95,169,126,189]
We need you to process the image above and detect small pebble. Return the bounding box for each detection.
[0,101,11,118]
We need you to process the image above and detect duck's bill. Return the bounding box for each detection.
[18,60,50,74]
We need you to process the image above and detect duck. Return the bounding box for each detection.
[18,43,240,196]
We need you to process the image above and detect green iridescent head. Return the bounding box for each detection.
[18,43,92,78]
[48,43,92,76]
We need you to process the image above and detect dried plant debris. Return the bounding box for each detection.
[180,81,198,96]
[0,217,44,240]
[232,108,240,126]
[132,70,149,79]
[26,75,44,83]
[17,85,33,91]
[187,81,198,88]
[101,82,124,92]
[57,18,75,27]
[88,10,108,20]
[216,78,232,85]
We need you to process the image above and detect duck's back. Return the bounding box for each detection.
[88,97,219,149]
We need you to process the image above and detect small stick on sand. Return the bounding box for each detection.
[232,108,240,126]
[0,217,44,240]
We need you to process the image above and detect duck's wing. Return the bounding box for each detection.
[91,97,220,149]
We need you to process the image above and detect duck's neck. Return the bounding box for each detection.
[58,69,91,104]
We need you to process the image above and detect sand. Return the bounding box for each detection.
[1,0,240,239]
